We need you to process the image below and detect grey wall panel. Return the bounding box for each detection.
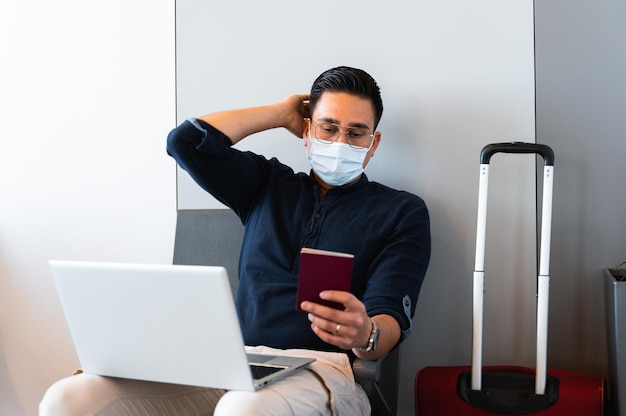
[176,1,536,414]
[535,0,626,383]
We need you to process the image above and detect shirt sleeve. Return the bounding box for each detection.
[361,195,431,343]
[166,118,270,219]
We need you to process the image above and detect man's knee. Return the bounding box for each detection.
[39,375,95,416]
[214,389,293,416]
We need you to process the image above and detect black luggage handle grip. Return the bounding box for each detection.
[480,142,554,166]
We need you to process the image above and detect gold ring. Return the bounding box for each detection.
[335,324,341,334]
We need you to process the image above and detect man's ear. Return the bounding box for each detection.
[303,119,311,144]
[363,131,381,169]
[370,131,382,155]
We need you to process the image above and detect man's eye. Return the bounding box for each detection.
[348,130,367,138]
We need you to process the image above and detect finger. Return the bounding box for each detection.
[307,312,359,339]
[319,290,363,312]
[307,313,339,334]
[301,99,310,118]
[303,303,347,328]
[309,321,359,350]
[301,295,365,327]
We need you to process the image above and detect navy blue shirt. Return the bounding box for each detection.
[166,119,431,354]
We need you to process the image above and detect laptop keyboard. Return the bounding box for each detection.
[250,364,284,380]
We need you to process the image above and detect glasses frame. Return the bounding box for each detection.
[308,120,375,150]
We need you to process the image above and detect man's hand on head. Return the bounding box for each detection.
[280,94,310,138]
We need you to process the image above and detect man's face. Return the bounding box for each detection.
[304,91,381,169]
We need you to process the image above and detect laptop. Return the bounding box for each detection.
[49,260,315,391]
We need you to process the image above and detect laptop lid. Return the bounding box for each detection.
[50,260,314,391]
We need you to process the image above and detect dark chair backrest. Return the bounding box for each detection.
[172,208,399,416]
[173,209,243,296]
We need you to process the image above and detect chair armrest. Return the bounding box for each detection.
[352,346,401,416]
[353,357,381,383]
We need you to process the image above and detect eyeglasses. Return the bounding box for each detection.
[309,121,374,149]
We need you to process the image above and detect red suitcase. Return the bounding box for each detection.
[415,143,605,415]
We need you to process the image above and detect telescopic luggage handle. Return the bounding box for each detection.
[468,142,556,412]
[480,142,555,166]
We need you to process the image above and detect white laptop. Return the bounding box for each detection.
[49,260,315,391]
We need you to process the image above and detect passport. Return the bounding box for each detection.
[295,247,354,312]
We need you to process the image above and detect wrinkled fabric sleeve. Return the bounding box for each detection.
[166,118,269,220]
[362,196,431,342]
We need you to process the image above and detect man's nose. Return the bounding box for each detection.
[335,131,349,144]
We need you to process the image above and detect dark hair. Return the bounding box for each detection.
[310,66,384,129]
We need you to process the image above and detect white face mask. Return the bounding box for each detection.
[306,138,369,186]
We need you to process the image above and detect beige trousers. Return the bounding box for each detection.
[39,346,371,416]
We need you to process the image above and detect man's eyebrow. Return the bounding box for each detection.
[317,117,371,130]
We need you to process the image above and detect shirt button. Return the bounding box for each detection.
[315,213,321,219]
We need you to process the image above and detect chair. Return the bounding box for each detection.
[173,209,400,416]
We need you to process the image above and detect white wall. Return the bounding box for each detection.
[0,1,176,415]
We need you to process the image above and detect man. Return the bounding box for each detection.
[39,66,430,415]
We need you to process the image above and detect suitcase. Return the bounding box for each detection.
[415,143,605,415]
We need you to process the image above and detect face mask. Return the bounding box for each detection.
[307,139,369,186]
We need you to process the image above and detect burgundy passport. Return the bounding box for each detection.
[295,248,354,312]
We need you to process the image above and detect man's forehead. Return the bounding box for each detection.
[312,92,376,128]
